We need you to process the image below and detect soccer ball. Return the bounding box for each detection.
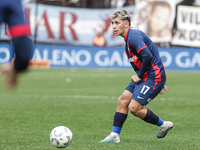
[50,126,73,148]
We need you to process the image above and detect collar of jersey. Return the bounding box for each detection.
[124,27,131,41]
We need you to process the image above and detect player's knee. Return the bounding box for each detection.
[128,106,138,116]
[117,96,123,107]
[118,94,129,107]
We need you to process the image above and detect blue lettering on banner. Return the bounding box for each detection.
[0,43,200,71]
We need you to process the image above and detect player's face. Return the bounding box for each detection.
[111,17,129,38]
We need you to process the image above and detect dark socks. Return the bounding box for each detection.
[112,112,127,134]
[143,109,164,126]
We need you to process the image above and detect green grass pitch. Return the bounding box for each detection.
[0,68,199,150]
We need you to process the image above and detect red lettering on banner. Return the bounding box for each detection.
[59,12,78,41]
[101,17,111,34]
[99,16,116,39]
[36,11,55,39]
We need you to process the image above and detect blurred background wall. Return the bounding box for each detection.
[0,0,200,71]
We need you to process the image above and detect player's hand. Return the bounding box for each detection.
[1,64,18,90]
[131,75,141,83]
[160,85,168,95]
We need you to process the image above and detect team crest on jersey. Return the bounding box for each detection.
[127,46,138,62]
[129,55,138,62]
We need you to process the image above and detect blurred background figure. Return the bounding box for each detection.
[123,0,135,6]
[93,33,106,47]
[146,1,171,38]
[0,0,32,89]
[135,0,174,46]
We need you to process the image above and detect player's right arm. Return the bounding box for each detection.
[128,34,152,79]
[137,47,152,78]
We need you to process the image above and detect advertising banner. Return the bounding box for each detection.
[0,43,200,71]
[0,4,135,46]
[172,5,200,47]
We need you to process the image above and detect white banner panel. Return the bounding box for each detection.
[171,5,200,47]
[0,4,135,46]
[135,0,175,43]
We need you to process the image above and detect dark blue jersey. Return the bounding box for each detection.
[124,27,166,82]
[0,0,30,38]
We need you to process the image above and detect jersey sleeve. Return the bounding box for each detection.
[128,34,152,78]
[128,34,147,53]
[137,48,152,78]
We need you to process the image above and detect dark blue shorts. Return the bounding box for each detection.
[125,80,166,105]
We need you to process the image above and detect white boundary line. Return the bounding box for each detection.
[0,94,118,99]
[0,94,178,101]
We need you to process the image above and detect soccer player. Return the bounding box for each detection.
[0,0,32,89]
[99,9,173,143]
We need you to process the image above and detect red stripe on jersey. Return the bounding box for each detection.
[9,24,30,38]
[127,42,135,57]
[142,72,148,81]
[151,62,161,82]
[138,46,147,53]
[133,59,142,68]
[151,82,158,92]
